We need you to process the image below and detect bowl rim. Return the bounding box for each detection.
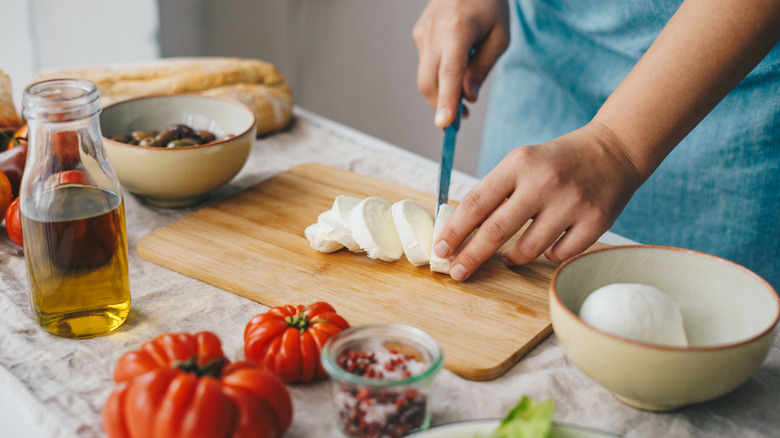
[550,244,780,352]
[100,93,257,151]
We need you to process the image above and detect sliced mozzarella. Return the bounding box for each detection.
[391,199,434,266]
[430,204,456,274]
[304,222,344,253]
[331,195,362,228]
[350,196,404,262]
[318,210,362,252]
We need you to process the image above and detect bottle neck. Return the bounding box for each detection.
[22,79,101,123]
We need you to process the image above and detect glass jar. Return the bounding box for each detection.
[20,79,131,339]
[322,324,444,438]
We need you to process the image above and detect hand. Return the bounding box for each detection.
[433,122,644,281]
[413,0,510,127]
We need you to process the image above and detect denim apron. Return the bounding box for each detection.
[480,0,780,290]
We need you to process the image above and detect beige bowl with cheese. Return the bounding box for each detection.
[550,245,779,411]
[101,94,256,207]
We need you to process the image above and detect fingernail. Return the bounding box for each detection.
[434,108,451,127]
[434,240,451,258]
[450,264,468,281]
[471,82,480,99]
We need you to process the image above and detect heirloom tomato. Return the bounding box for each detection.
[104,331,293,438]
[244,301,350,383]
[5,197,21,246]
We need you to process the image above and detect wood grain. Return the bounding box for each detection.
[138,163,594,380]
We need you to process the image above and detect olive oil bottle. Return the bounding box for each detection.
[20,79,131,338]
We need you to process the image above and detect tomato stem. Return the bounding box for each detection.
[173,356,229,378]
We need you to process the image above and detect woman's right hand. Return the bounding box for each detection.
[412,0,510,127]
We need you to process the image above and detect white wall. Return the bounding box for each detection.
[6,0,489,176]
[3,0,160,113]
[159,0,490,177]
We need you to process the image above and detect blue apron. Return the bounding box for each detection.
[480,0,780,290]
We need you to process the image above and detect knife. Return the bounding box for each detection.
[435,100,463,218]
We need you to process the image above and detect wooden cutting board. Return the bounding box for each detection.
[138,163,582,381]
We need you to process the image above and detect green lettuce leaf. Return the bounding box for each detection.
[487,396,555,438]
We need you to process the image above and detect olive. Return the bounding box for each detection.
[110,133,132,143]
[131,130,158,142]
[166,139,199,148]
[155,129,178,145]
[166,124,197,140]
[138,137,160,147]
[195,130,216,144]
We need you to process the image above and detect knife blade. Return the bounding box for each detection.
[436,101,463,217]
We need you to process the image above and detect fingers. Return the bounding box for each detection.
[463,27,510,102]
[433,163,532,281]
[501,210,571,266]
[434,31,474,127]
[543,221,604,263]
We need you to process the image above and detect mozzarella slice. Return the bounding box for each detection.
[430,204,456,273]
[304,223,344,253]
[391,199,434,266]
[331,195,362,228]
[318,210,362,252]
[350,196,404,261]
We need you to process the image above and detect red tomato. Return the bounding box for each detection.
[244,301,350,383]
[0,170,11,221]
[113,331,227,383]
[104,331,292,438]
[5,197,22,246]
[57,170,90,186]
[50,130,80,169]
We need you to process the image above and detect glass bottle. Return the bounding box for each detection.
[20,79,131,339]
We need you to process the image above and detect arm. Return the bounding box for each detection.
[435,0,780,281]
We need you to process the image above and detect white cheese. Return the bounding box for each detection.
[318,210,362,253]
[430,204,455,274]
[350,196,404,262]
[331,195,362,229]
[579,283,688,347]
[304,223,344,253]
[391,199,434,266]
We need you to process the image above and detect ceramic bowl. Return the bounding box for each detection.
[550,245,779,411]
[100,94,256,207]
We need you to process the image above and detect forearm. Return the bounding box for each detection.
[594,0,780,180]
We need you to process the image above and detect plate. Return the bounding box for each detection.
[409,419,620,438]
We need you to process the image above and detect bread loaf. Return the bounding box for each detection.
[33,57,293,136]
[0,71,22,133]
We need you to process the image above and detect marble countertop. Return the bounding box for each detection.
[0,108,777,438]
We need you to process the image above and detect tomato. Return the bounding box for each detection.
[104,331,293,438]
[244,301,350,383]
[113,331,227,383]
[0,170,11,221]
[5,197,21,246]
[50,130,80,169]
[57,169,90,186]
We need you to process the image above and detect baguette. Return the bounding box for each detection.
[33,57,293,136]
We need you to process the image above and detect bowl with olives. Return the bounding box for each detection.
[101,94,256,207]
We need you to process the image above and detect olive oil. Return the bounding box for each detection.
[22,185,131,338]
